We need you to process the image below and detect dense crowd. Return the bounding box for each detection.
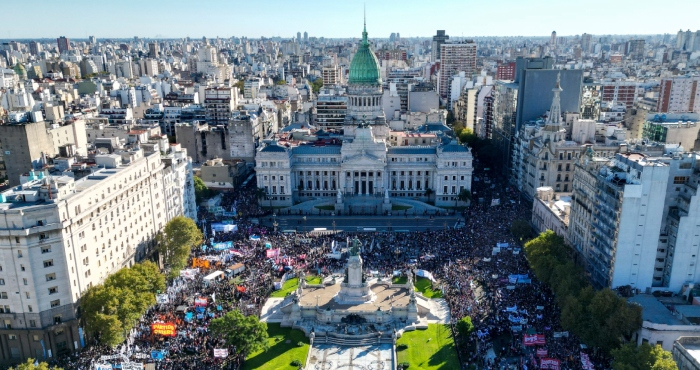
[50,170,600,370]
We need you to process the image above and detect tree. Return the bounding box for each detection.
[310,78,323,94]
[194,176,212,203]
[456,316,474,338]
[209,310,269,357]
[457,188,472,207]
[458,127,478,147]
[158,216,202,276]
[81,261,165,347]
[276,79,287,85]
[510,219,532,242]
[255,187,271,209]
[612,343,678,370]
[424,188,434,202]
[234,79,244,92]
[8,359,63,370]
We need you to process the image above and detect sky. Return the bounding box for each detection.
[2,0,699,39]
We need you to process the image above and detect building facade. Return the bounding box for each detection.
[438,41,477,100]
[0,150,186,366]
[657,76,700,114]
[255,24,473,209]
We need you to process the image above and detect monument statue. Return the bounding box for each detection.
[349,238,361,256]
[337,188,343,203]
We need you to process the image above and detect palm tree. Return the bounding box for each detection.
[255,187,271,209]
[457,188,472,208]
[424,188,434,203]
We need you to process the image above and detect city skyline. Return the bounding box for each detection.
[2,0,698,39]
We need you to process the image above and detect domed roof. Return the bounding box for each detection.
[348,25,382,85]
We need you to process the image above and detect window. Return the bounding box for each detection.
[8,335,16,340]
[48,287,58,295]
[33,335,39,341]
[0,279,4,285]
[41,246,51,254]
[20,265,25,271]
[1,307,11,315]
[29,320,36,328]
[674,176,689,184]
[15,237,20,244]
[28,305,32,312]
[50,300,60,308]
[23,278,27,286]
[43,260,54,268]
[0,292,7,299]
[53,316,61,325]
[25,292,30,299]
[46,273,56,282]
[17,250,22,258]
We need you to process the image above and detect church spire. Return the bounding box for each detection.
[547,72,563,126]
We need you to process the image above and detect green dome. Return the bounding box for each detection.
[348,26,382,85]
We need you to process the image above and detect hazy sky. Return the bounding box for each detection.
[2,0,699,39]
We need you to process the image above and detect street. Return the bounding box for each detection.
[260,215,463,232]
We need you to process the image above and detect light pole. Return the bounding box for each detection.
[332,220,336,234]
[273,214,278,233]
[303,216,307,233]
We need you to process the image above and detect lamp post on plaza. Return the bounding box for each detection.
[303,216,307,233]
[273,212,278,233]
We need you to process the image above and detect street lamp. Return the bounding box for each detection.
[303,216,307,233]
[332,220,336,234]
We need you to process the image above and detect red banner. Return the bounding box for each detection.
[266,249,280,258]
[236,286,246,293]
[540,358,560,370]
[194,298,208,306]
[537,348,548,357]
[152,322,176,336]
[523,334,546,346]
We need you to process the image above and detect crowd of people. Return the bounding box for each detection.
[49,169,601,370]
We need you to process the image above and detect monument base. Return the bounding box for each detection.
[334,282,376,305]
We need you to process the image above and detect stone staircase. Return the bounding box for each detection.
[316,333,394,346]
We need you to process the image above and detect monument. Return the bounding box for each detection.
[335,238,375,304]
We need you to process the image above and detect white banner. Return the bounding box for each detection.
[415,269,435,282]
[95,364,112,370]
[156,294,169,304]
[213,348,229,358]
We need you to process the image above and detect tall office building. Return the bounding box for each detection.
[625,39,645,61]
[297,32,301,43]
[431,30,449,62]
[56,36,70,54]
[303,31,308,43]
[438,41,477,100]
[148,42,159,58]
[28,41,42,56]
[88,36,96,45]
[657,76,700,113]
[581,33,592,53]
[550,31,557,45]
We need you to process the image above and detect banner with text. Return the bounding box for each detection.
[151,323,176,337]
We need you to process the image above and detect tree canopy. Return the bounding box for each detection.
[310,78,323,94]
[194,176,213,203]
[81,261,164,347]
[611,343,677,370]
[158,216,202,277]
[524,230,642,352]
[209,310,269,357]
[456,316,474,338]
[510,219,532,242]
[9,359,63,370]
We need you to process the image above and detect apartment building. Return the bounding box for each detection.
[438,41,477,100]
[657,76,700,113]
[0,149,182,365]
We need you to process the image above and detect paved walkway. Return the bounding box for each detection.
[284,195,447,216]
[259,297,286,323]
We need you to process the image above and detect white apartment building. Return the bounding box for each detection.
[570,150,700,292]
[244,78,262,99]
[657,76,700,114]
[0,149,185,365]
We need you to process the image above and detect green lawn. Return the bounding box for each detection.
[396,324,460,370]
[269,278,299,298]
[415,277,443,298]
[305,275,323,285]
[243,323,310,370]
[314,205,335,211]
[392,275,408,284]
[392,205,412,211]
